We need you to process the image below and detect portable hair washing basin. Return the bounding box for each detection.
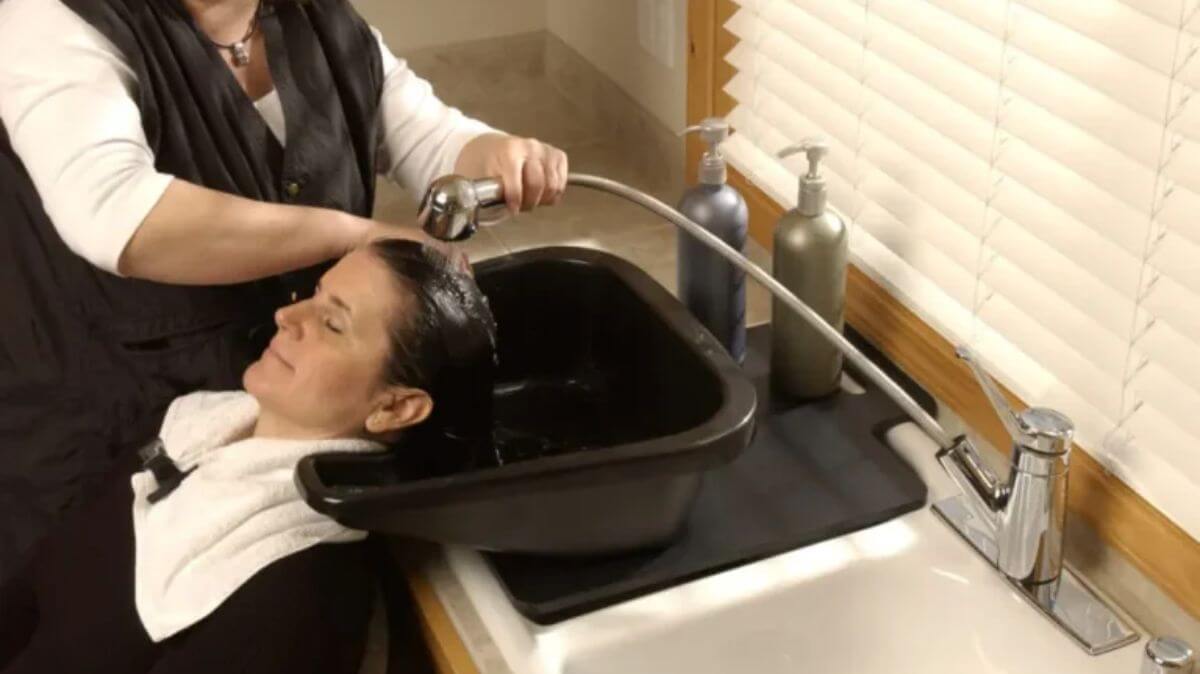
[296,247,758,555]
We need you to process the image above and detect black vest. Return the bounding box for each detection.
[0,0,383,575]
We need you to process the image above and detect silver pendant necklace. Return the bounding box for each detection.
[207,1,261,67]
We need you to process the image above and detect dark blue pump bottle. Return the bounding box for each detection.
[677,118,748,363]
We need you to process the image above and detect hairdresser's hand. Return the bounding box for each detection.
[455,133,569,214]
[360,222,473,276]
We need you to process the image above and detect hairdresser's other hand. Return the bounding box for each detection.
[360,222,472,276]
[454,133,568,214]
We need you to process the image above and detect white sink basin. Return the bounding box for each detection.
[436,423,1147,674]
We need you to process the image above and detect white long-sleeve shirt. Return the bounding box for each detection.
[0,0,493,275]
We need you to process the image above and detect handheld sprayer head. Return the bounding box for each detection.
[416,175,505,242]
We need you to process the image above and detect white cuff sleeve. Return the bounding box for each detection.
[371,27,498,195]
[0,0,176,276]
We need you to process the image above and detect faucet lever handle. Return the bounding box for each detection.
[956,345,1074,456]
[956,345,1022,438]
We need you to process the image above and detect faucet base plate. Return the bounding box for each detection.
[932,495,1139,656]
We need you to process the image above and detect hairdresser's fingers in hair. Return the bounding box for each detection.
[360,221,426,248]
[416,236,469,274]
[358,222,469,275]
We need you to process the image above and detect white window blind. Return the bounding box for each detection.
[721,0,1200,538]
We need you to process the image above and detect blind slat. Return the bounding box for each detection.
[922,0,1200,142]
[742,0,1200,248]
[872,0,1200,241]
[726,35,1200,338]
[1016,0,1200,91]
[1118,0,1200,39]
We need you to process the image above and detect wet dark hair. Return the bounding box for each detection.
[369,240,497,471]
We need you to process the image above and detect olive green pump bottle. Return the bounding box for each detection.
[770,139,849,400]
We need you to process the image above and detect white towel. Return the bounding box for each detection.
[131,390,384,642]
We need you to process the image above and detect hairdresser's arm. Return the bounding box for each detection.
[118,181,428,284]
[125,186,462,283]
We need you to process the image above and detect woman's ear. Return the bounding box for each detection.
[365,387,433,435]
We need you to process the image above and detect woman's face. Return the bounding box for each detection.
[243,249,430,439]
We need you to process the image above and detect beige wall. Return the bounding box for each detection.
[353,0,688,131]
[352,0,548,53]
[547,0,688,131]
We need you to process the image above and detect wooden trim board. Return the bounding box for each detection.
[409,568,481,674]
[685,0,716,185]
[691,0,1200,621]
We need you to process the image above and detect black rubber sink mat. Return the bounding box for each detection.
[484,324,932,624]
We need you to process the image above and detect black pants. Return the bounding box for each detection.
[0,454,378,674]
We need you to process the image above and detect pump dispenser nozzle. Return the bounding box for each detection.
[680,117,732,185]
[778,139,830,217]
